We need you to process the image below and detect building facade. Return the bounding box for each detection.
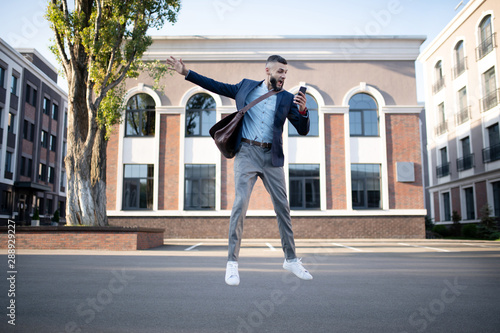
[107,35,426,238]
[419,0,500,225]
[0,38,68,225]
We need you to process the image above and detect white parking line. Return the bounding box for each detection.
[461,243,494,248]
[331,243,365,252]
[398,243,451,252]
[184,243,203,251]
[266,243,277,251]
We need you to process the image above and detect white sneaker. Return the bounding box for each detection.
[225,261,240,286]
[283,258,313,280]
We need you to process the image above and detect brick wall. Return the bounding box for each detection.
[324,114,347,210]
[475,181,487,217]
[109,215,425,239]
[385,114,424,209]
[0,227,164,250]
[159,114,180,210]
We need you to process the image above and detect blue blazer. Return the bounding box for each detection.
[185,70,310,167]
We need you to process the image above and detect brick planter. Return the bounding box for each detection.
[108,215,426,239]
[0,226,164,250]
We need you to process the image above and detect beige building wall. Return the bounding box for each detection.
[107,35,427,238]
[419,0,500,224]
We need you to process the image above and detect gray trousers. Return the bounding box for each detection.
[228,142,297,261]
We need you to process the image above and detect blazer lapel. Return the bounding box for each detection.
[274,90,287,123]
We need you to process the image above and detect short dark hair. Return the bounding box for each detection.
[266,55,287,65]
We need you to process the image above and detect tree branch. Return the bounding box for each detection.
[102,20,127,91]
[95,50,136,107]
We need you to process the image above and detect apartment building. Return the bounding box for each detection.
[107,35,426,238]
[419,0,500,224]
[0,38,67,225]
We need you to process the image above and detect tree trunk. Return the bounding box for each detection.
[64,64,108,226]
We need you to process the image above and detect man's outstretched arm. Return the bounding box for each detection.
[166,56,241,99]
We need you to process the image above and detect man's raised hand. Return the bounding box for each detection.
[166,56,188,76]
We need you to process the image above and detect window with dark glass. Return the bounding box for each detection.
[50,135,57,151]
[454,41,466,78]
[464,187,475,220]
[184,164,216,210]
[122,164,154,210]
[5,152,12,173]
[289,94,319,136]
[484,123,500,163]
[458,136,473,171]
[52,103,58,120]
[43,97,50,115]
[185,93,216,137]
[351,164,381,209]
[7,112,15,133]
[39,163,47,182]
[492,181,500,217]
[47,199,53,215]
[41,130,48,148]
[435,102,447,136]
[433,61,445,93]
[20,157,26,176]
[125,94,156,137]
[60,171,67,192]
[478,15,494,59]
[0,67,5,88]
[1,191,12,214]
[289,164,320,209]
[23,120,29,140]
[48,166,55,184]
[456,87,469,124]
[481,67,497,111]
[11,75,18,95]
[437,147,450,177]
[442,192,451,221]
[20,157,32,177]
[349,93,378,137]
[25,84,37,106]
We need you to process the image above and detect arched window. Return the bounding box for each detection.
[349,93,378,137]
[478,15,494,59]
[454,41,466,78]
[185,93,216,137]
[125,94,155,137]
[289,94,319,136]
[433,60,445,93]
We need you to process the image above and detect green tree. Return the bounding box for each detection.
[46,0,180,225]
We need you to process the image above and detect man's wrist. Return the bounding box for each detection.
[299,107,308,115]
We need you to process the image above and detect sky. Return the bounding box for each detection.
[0,0,471,101]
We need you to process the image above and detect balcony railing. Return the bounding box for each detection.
[456,106,471,125]
[483,143,500,163]
[432,76,445,94]
[435,121,448,136]
[436,163,450,178]
[476,33,497,60]
[457,153,474,172]
[480,88,500,112]
[452,57,467,79]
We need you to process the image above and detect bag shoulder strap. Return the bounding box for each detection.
[240,89,281,114]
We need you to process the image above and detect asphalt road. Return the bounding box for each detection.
[2,239,500,333]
